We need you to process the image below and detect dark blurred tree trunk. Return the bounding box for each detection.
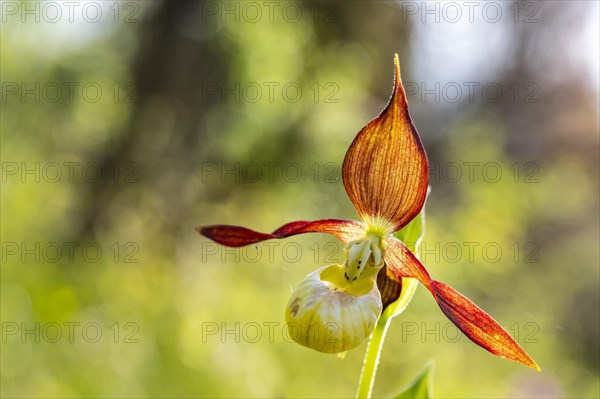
[72,0,227,241]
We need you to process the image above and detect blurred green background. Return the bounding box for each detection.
[1,1,598,397]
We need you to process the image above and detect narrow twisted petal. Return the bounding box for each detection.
[431,281,540,371]
[384,237,540,370]
[342,55,429,232]
[197,219,365,247]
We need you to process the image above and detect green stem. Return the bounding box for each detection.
[356,278,419,399]
[356,310,391,398]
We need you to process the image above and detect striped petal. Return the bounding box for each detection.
[432,281,540,371]
[376,266,403,310]
[384,237,540,370]
[342,55,429,232]
[197,219,365,247]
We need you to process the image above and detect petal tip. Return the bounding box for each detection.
[393,54,406,99]
[393,53,401,83]
[509,349,540,371]
[527,359,542,372]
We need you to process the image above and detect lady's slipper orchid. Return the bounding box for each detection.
[197,55,539,370]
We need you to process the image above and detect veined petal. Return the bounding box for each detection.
[383,237,433,290]
[197,219,364,247]
[272,219,365,242]
[196,225,274,248]
[384,237,539,370]
[376,266,403,310]
[342,55,428,232]
[432,281,540,370]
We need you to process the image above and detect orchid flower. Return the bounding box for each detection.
[197,55,539,371]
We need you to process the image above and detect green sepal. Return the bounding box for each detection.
[381,187,429,320]
[393,186,429,253]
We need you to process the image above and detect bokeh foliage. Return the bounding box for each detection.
[1,1,598,397]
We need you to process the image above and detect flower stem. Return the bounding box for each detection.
[356,310,391,398]
[356,278,419,399]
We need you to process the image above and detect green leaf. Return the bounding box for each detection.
[391,360,435,399]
